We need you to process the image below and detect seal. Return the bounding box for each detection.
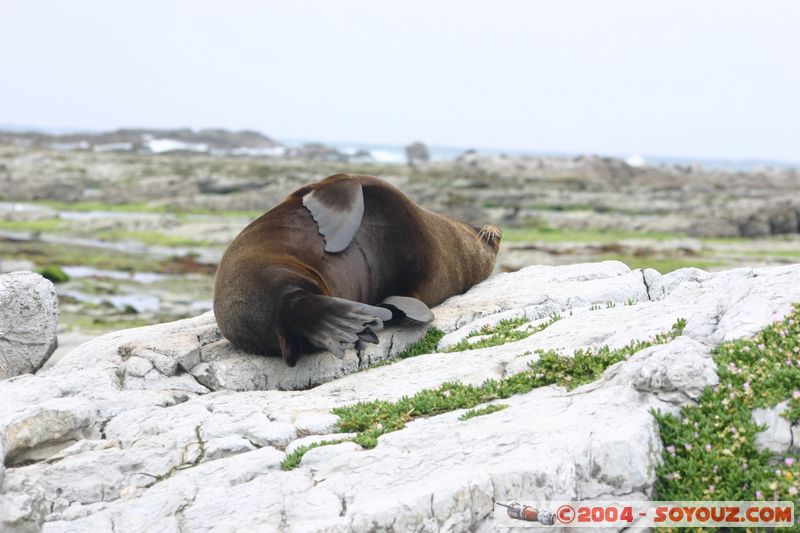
[213,173,501,366]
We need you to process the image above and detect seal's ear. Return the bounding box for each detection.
[302,174,364,253]
[379,295,434,324]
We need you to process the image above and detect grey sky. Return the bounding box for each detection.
[1,0,798,161]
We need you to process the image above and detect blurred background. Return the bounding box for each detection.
[1,0,798,359]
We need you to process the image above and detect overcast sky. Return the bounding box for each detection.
[1,0,798,161]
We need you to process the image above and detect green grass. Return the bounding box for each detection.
[368,314,561,372]
[395,327,446,359]
[0,240,185,273]
[502,226,683,243]
[459,404,508,421]
[281,440,348,470]
[656,304,800,505]
[529,318,686,390]
[36,200,172,213]
[700,236,757,245]
[34,200,260,218]
[0,218,68,232]
[738,249,800,259]
[603,255,725,274]
[366,327,446,370]
[95,229,212,247]
[60,313,155,332]
[39,264,70,283]
[445,313,561,352]
[525,203,670,216]
[334,319,686,448]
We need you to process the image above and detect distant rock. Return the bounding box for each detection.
[0,128,281,155]
[730,199,800,238]
[2,262,800,530]
[286,143,348,162]
[0,260,36,275]
[0,271,59,380]
[404,141,430,165]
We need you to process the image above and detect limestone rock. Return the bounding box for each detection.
[0,261,799,531]
[752,401,793,454]
[0,272,59,380]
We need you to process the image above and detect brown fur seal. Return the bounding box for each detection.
[213,173,501,366]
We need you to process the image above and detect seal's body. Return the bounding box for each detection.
[214,173,501,366]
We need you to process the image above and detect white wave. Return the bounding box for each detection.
[229,146,286,157]
[146,138,209,153]
[625,154,646,167]
[368,149,405,164]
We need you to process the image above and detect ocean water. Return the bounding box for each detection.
[2,125,796,172]
[283,139,798,172]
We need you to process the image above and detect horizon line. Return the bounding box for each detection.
[2,123,798,169]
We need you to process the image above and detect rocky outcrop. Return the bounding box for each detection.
[405,141,430,166]
[0,272,59,380]
[3,139,799,237]
[0,128,281,153]
[2,262,800,531]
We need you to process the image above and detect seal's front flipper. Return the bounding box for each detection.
[379,295,434,324]
[282,290,392,362]
[278,332,304,368]
[302,174,364,253]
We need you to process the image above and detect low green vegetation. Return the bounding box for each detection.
[39,264,70,283]
[0,240,174,272]
[0,218,68,233]
[281,440,348,470]
[602,255,725,274]
[525,202,671,216]
[502,225,682,243]
[61,314,154,332]
[530,318,685,390]
[366,327,446,370]
[35,200,260,218]
[656,305,800,503]
[445,313,561,352]
[36,200,171,214]
[459,403,508,421]
[334,319,686,448]
[95,229,212,247]
[395,327,445,359]
[739,249,800,259]
[369,313,561,371]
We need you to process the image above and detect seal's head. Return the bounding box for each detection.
[478,224,503,253]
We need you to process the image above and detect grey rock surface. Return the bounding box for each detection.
[753,401,794,454]
[0,272,59,380]
[1,261,800,531]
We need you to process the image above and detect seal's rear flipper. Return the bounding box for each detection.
[379,296,434,324]
[282,290,392,363]
[302,174,364,253]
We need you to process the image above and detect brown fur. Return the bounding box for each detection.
[213,174,500,359]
